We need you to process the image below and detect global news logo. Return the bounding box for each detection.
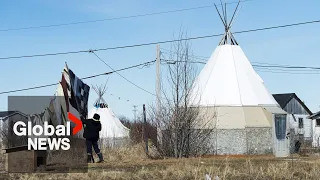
[12,112,83,151]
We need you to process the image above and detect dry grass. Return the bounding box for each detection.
[1,144,320,180]
[101,143,149,162]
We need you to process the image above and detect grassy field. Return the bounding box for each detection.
[1,144,320,180]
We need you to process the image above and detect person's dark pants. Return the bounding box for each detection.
[86,139,101,155]
[86,138,103,162]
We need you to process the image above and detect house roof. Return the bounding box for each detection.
[0,111,27,120]
[272,93,312,115]
[308,111,320,119]
[0,111,17,118]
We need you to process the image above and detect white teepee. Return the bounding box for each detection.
[88,84,130,139]
[190,44,280,107]
[188,1,289,157]
[189,1,279,108]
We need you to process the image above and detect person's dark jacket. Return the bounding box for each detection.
[82,118,101,141]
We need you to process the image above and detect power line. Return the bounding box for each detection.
[256,69,320,75]
[1,19,319,60]
[91,51,156,96]
[254,67,320,72]
[161,59,206,65]
[252,64,320,70]
[160,49,209,61]
[0,83,60,95]
[161,49,208,59]
[249,62,297,67]
[160,59,320,70]
[0,59,155,95]
[254,66,320,73]
[162,58,320,75]
[0,0,253,32]
[109,93,132,103]
[161,49,320,70]
[161,49,294,66]
[161,49,311,67]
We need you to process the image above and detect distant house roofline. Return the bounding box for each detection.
[307,111,320,119]
[272,93,313,115]
[0,111,28,121]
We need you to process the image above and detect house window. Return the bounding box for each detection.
[316,119,320,126]
[298,118,303,128]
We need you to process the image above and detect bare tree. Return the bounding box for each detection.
[119,115,131,129]
[149,30,217,158]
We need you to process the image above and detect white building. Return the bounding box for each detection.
[273,93,313,141]
[307,111,320,147]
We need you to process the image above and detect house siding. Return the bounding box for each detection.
[303,118,312,138]
[282,98,313,143]
[283,98,309,115]
[312,119,320,147]
[288,114,312,139]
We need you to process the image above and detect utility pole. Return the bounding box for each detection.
[133,105,138,121]
[156,44,161,113]
[143,104,148,154]
[156,44,162,146]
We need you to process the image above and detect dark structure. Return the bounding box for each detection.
[4,145,47,173]
[1,110,89,173]
[0,111,47,173]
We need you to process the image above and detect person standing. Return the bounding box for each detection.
[83,113,104,163]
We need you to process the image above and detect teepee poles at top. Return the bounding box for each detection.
[214,0,241,45]
[92,80,109,108]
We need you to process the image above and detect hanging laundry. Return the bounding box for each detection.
[56,64,90,138]
[68,68,90,120]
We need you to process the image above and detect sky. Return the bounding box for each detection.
[0,0,319,120]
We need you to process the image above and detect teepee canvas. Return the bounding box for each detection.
[88,84,130,147]
[189,1,290,157]
[190,45,279,107]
